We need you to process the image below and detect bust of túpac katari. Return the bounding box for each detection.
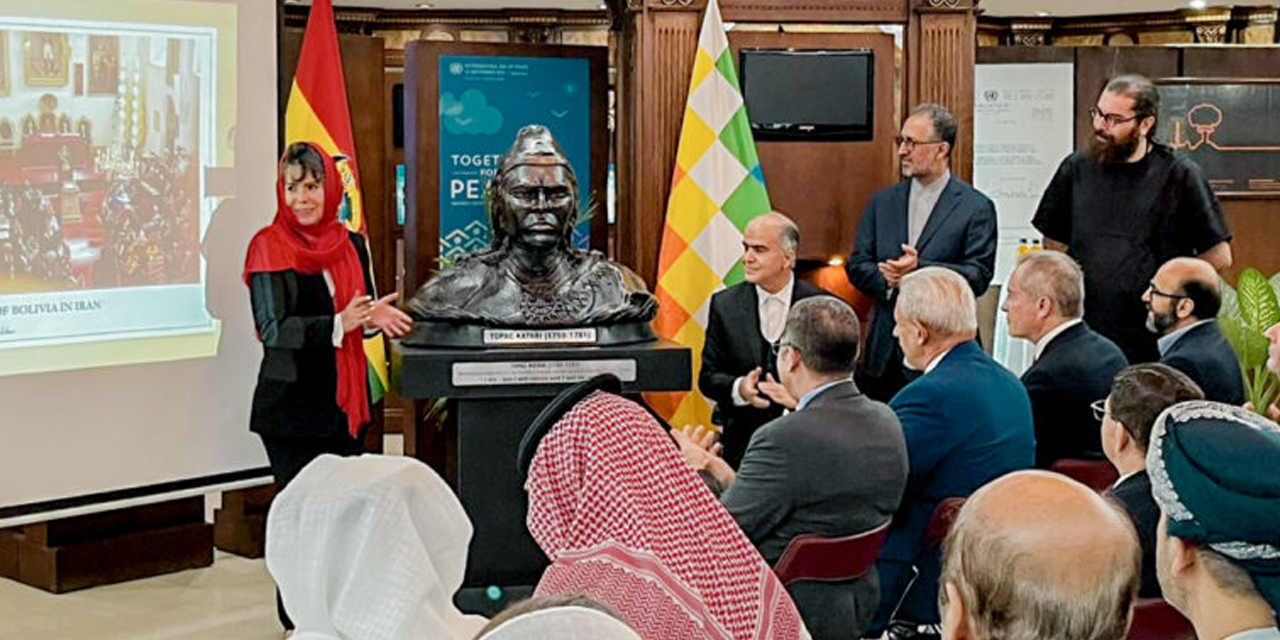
[403,125,656,346]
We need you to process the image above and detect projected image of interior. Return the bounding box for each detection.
[0,21,218,364]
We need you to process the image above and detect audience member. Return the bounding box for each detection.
[1143,257,1244,405]
[1149,401,1280,640]
[847,103,997,402]
[1034,73,1232,364]
[700,211,828,467]
[517,379,806,640]
[939,471,1141,640]
[265,454,487,640]
[1099,363,1204,598]
[872,267,1035,638]
[678,297,908,640]
[1004,251,1127,466]
[474,594,641,640]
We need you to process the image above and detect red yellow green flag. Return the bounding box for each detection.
[284,0,388,403]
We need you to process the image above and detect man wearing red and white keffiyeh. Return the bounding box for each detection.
[523,389,808,640]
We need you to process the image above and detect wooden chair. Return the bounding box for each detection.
[773,520,892,586]
[1127,597,1195,640]
[1050,459,1119,493]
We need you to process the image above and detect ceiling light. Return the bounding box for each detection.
[1036,11,1050,17]
[599,3,608,9]
[1189,0,1207,8]
[416,2,433,8]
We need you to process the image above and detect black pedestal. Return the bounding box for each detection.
[391,339,691,593]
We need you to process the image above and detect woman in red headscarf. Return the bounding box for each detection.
[243,141,411,631]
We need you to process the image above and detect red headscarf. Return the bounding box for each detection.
[243,142,369,436]
[525,391,805,640]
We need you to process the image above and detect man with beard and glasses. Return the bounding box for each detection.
[1143,257,1244,405]
[1033,74,1232,365]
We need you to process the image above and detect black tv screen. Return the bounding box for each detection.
[739,49,874,142]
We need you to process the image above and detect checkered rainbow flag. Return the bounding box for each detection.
[651,0,772,428]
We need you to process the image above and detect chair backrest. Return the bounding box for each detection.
[922,497,967,550]
[1050,459,1119,493]
[976,284,1002,355]
[773,520,891,586]
[1127,598,1195,640]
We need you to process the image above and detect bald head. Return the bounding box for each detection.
[941,471,1140,640]
[746,211,800,254]
[1150,257,1221,321]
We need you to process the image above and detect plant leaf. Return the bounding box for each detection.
[1237,268,1280,332]
[1220,315,1271,371]
[1219,277,1240,321]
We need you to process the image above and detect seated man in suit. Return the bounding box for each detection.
[1143,257,1244,404]
[1099,363,1203,598]
[872,267,1035,639]
[1004,251,1127,467]
[938,471,1140,640]
[699,211,827,468]
[847,103,997,402]
[677,296,909,640]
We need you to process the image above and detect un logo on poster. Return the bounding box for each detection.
[984,90,999,102]
[449,62,464,76]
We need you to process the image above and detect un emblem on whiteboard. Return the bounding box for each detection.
[449,62,464,76]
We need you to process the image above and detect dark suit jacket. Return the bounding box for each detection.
[883,341,1035,566]
[722,380,908,639]
[1109,470,1162,598]
[699,278,827,467]
[1022,322,1128,467]
[1162,320,1245,405]
[846,177,997,380]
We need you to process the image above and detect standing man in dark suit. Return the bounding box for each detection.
[1100,363,1204,598]
[700,211,827,468]
[1143,257,1244,405]
[872,267,1034,639]
[847,103,997,402]
[1004,251,1128,467]
[677,296,909,640]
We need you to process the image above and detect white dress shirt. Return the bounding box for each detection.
[731,275,795,406]
[908,170,951,247]
[1033,318,1083,362]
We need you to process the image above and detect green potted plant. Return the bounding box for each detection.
[1218,268,1280,416]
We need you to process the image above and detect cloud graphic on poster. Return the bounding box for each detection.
[440,89,503,135]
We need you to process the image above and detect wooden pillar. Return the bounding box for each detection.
[908,0,978,182]
[614,0,704,286]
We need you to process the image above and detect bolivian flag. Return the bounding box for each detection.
[284,0,389,403]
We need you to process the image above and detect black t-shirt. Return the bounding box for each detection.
[1033,143,1231,364]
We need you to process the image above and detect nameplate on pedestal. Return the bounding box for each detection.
[452,359,637,387]
[482,328,598,346]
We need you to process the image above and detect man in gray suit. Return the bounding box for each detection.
[677,296,909,640]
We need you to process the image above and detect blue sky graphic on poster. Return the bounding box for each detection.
[439,55,591,258]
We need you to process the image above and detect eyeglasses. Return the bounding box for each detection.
[1088,107,1141,128]
[1146,282,1188,300]
[1091,398,1109,422]
[894,136,946,152]
[770,341,794,359]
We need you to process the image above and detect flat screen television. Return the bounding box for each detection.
[739,49,874,142]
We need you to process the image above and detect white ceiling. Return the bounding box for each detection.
[320,0,1233,17]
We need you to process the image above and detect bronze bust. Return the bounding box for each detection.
[405,125,656,346]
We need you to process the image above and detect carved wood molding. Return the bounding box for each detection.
[978,7,1271,46]
[282,6,609,32]
[911,0,978,12]
[720,0,907,23]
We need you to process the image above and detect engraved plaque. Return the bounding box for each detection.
[452,359,637,387]
[482,328,597,346]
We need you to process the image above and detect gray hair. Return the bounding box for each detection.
[897,267,977,338]
[751,211,800,254]
[1014,251,1085,320]
[910,103,957,155]
[781,296,859,376]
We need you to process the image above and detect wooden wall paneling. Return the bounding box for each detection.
[976,46,1074,65]
[727,30,899,262]
[1073,47,1179,151]
[908,0,979,182]
[1221,199,1280,283]
[719,0,907,23]
[616,5,701,287]
[1182,46,1280,78]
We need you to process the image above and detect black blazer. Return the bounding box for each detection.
[698,278,827,467]
[1161,320,1245,405]
[721,380,908,639]
[846,176,997,379]
[1108,470,1162,598]
[1021,322,1128,467]
[249,232,374,439]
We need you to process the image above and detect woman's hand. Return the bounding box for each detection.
[339,295,373,334]
[366,293,414,338]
